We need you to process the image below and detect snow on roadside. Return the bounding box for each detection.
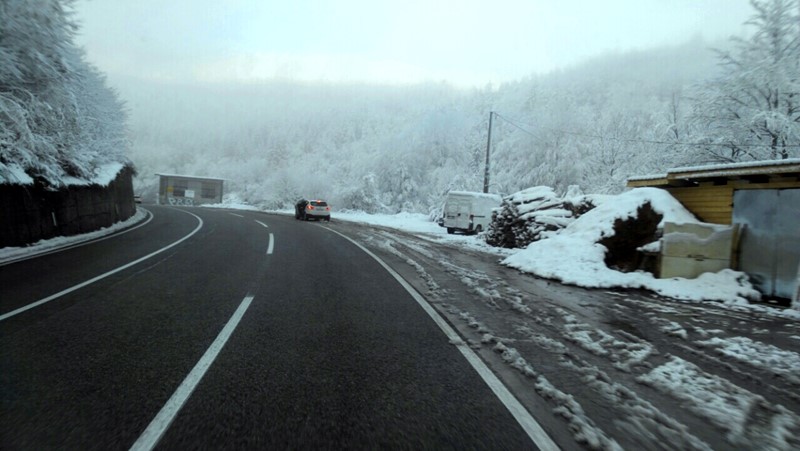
[637,356,800,449]
[0,208,148,263]
[198,193,262,211]
[696,336,800,385]
[558,310,655,372]
[501,188,764,306]
[278,201,797,319]
[487,339,624,451]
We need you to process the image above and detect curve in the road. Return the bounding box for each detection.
[0,208,154,267]
[0,208,203,322]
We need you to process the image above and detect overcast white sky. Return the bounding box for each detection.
[73,0,754,88]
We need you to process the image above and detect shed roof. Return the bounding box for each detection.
[156,173,226,182]
[627,158,800,187]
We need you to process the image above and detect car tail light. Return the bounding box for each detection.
[326,207,330,211]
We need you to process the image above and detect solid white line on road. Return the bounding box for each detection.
[255,220,269,228]
[267,233,275,255]
[325,227,560,451]
[228,212,244,218]
[0,210,204,322]
[0,208,154,267]
[130,294,255,451]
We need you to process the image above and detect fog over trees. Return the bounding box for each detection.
[125,1,797,213]
[2,0,797,213]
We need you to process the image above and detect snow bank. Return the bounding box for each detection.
[0,208,148,262]
[335,210,443,235]
[502,188,761,304]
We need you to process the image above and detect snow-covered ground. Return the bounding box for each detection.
[318,189,798,320]
[502,188,765,306]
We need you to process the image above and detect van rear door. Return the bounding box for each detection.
[445,198,470,231]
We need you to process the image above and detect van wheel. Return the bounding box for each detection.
[473,225,483,235]
[447,228,454,234]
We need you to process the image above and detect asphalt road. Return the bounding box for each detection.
[0,205,539,449]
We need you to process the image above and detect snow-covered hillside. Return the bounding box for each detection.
[0,0,129,187]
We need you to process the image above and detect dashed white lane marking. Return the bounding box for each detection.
[267,233,275,255]
[228,212,245,218]
[0,210,204,322]
[255,220,269,228]
[130,294,255,451]
[325,227,560,451]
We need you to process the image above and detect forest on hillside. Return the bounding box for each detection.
[127,1,798,214]
[125,41,714,213]
[2,0,798,216]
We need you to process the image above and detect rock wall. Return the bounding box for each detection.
[0,166,136,248]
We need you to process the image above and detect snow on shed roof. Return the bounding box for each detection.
[627,173,668,182]
[155,173,227,181]
[668,158,800,179]
[627,158,800,187]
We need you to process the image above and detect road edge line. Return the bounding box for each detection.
[0,207,154,266]
[324,227,559,451]
[0,209,203,322]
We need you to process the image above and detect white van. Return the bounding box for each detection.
[442,191,502,235]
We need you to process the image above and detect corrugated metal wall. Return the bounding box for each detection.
[733,189,800,299]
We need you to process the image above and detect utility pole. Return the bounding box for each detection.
[483,111,493,193]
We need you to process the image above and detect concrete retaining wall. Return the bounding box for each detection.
[0,166,136,248]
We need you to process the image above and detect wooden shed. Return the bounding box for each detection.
[628,158,800,300]
[627,159,800,224]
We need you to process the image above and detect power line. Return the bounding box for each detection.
[492,112,800,149]
[492,113,537,138]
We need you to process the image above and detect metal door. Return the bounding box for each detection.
[733,189,800,299]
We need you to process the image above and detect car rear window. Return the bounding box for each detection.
[311,201,327,207]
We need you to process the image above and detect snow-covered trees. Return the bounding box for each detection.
[125,42,719,212]
[0,0,128,186]
[689,0,800,162]
[118,0,795,213]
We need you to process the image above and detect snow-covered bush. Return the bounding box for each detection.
[485,186,598,249]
